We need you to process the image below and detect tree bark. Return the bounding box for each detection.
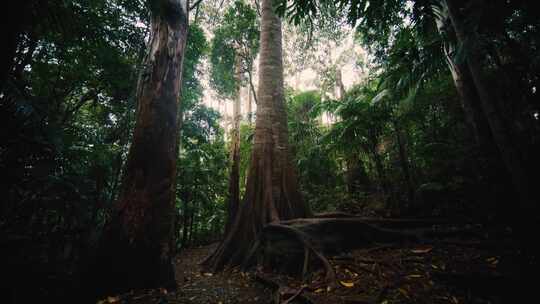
[247,83,253,124]
[368,145,388,196]
[393,121,415,203]
[87,0,189,297]
[445,0,536,214]
[181,194,190,247]
[336,68,345,100]
[247,66,259,105]
[434,3,494,148]
[188,207,195,245]
[225,56,242,234]
[203,0,310,271]
[345,152,370,194]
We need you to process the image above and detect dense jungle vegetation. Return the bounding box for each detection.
[1,0,539,303]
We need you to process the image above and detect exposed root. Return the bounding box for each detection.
[248,216,428,288]
[247,216,491,289]
[213,216,497,303]
[281,286,306,304]
[262,223,337,286]
[254,273,316,304]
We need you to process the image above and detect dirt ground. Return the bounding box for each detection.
[174,244,272,304]
[99,232,530,304]
[97,244,272,304]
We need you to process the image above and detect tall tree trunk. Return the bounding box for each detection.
[247,66,258,106]
[247,84,253,124]
[88,0,189,296]
[336,68,345,100]
[345,152,370,194]
[225,57,242,234]
[203,0,310,271]
[371,148,387,195]
[434,3,493,147]
[181,193,190,247]
[393,121,415,203]
[445,54,498,150]
[445,0,536,214]
[188,208,195,245]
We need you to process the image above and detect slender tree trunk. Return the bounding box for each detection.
[345,152,370,194]
[225,57,242,234]
[446,0,536,214]
[88,0,189,296]
[345,154,358,194]
[434,4,493,147]
[188,209,195,245]
[371,149,387,195]
[203,0,310,271]
[247,66,258,105]
[181,194,190,247]
[393,121,415,203]
[336,68,345,100]
[247,84,253,124]
[446,56,496,148]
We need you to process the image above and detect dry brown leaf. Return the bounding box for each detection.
[407,274,423,279]
[411,246,433,254]
[339,281,355,288]
[399,288,409,297]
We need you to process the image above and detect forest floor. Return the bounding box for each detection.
[97,244,272,304]
[101,228,525,304]
[174,244,272,303]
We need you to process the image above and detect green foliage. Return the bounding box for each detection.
[177,101,229,247]
[182,24,209,104]
[176,23,229,248]
[209,0,259,99]
[291,67,474,215]
[327,82,391,156]
[276,0,540,217]
[0,1,226,275]
[239,122,255,196]
[286,91,342,212]
[1,0,145,235]
[210,30,236,98]
[3,1,540,297]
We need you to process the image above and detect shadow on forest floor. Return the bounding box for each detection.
[100,227,531,304]
[97,244,272,304]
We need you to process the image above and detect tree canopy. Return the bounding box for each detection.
[2,0,539,302]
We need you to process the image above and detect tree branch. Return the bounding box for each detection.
[254,0,261,17]
[189,0,203,11]
[246,67,258,105]
[61,90,98,125]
